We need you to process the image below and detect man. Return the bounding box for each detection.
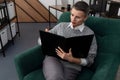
[42,1,97,80]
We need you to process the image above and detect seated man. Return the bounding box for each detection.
[38,1,97,80]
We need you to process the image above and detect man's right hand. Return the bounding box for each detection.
[45,27,49,32]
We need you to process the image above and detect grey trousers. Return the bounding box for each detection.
[43,56,80,80]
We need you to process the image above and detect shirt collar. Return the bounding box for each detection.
[67,22,85,32]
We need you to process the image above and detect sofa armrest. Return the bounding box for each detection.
[14,45,45,80]
[91,54,119,80]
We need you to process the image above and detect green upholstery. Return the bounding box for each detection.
[23,69,45,80]
[57,12,71,23]
[14,12,120,80]
[14,46,45,80]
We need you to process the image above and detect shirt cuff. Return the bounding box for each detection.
[80,58,88,66]
[38,37,41,45]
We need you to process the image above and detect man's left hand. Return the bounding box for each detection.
[56,47,73,62]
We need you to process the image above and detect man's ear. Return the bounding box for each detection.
[84,15,88,21]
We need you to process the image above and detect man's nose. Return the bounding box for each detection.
[72,17,76,21]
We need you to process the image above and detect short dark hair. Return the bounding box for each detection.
[72,1,90,16]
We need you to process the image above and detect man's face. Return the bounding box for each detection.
[70,8,87,27]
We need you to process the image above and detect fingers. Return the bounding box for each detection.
[56,47,64,59]
[69,48,72,52]
[57,46,65,53]
[55,47,64,55]
[56,47,71,54]
[56,47,73,61]
[56,48,62,54]
[45,27,50,32]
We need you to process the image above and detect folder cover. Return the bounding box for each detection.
[39,30,94,58]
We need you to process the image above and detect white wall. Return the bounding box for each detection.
[39,0,89,19]
[39,0,62,19]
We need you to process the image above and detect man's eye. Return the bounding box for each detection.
[71,14,74,16]
[76,17,80,19]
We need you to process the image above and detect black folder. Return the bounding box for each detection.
[39,30,94,58]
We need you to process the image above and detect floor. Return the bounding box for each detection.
[0,22,56,80]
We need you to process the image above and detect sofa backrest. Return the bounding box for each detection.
[85,16,120,54]
[57,12,71,23]
[85,17,120,72]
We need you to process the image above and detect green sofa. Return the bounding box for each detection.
[14,12,120,80]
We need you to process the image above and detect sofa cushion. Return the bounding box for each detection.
[91,53,119,80]
[77,68,93,80]
[23,69,45,80]
[96,35,120,53]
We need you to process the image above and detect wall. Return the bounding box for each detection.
[15,0,57,22]
[15,0,89,22]
[39,0,89,19]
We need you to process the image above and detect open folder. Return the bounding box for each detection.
[39,30,94,58]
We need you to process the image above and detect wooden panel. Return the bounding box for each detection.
[16,6,34,22]
[15,0,57,22]
[15,0,46,22]
[0,0,4,3]
[26,0,57,22]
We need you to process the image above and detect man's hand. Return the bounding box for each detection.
[56,46,81,64]
[56,47,74,62]
[45,27,50,32]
